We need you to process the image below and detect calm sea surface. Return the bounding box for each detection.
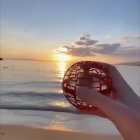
[0,60,140,113]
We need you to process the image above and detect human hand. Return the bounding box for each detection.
[76,62,140,140]
[77,62,140,112]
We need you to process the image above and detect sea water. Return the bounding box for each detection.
[0,60,140,113]
[0,60,77,113]
[0,60,139,134]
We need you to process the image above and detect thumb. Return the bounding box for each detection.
[76,87,132,123]
[76,86,108,107]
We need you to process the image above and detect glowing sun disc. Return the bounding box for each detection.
[56,53,70,62]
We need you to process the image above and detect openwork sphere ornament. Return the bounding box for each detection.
[62,61,113,110]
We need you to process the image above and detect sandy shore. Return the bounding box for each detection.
[0,124,123,140]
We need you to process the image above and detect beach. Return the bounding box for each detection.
[0,124,123,140]
[0,125,122,140]
[0,109,123,140]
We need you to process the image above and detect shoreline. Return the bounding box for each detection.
[0,108,124,140]
[0,124,123,140]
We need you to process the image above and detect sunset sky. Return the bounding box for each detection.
[1,0,140,63]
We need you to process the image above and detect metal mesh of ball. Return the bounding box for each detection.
[62,61,112,110]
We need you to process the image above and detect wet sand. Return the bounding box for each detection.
[0,124,123,140]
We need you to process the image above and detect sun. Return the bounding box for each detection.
[56,53,70,62]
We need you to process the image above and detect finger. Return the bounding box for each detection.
[77,108,107,118]
[76,86,103,106]
[76,86,134,123]
[93,62,131,99]
[76,86,107,118]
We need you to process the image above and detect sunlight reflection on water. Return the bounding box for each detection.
[57,61,67,81]
[49,101,70,108]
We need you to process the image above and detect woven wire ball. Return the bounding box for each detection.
[62,61,113,110]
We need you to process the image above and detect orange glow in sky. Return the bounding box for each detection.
[55,53,71,62]
[1,0,139,63]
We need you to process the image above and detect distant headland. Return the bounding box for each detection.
[117,61,140,66]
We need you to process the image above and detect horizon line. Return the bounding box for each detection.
[1,57,76,63]
[1,58,140,66]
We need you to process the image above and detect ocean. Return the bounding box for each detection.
[0,60,77,113]
[0,60,140,114]
[0,60,140,134]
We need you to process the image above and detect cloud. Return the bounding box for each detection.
[58,34,140,58]
[60,46,95,56]
[60,43,121,57]
[122,35,140,43]
[116,46,140,57]
[75,34,98,46]
[57,35,98,57]
[95,43,120,54]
